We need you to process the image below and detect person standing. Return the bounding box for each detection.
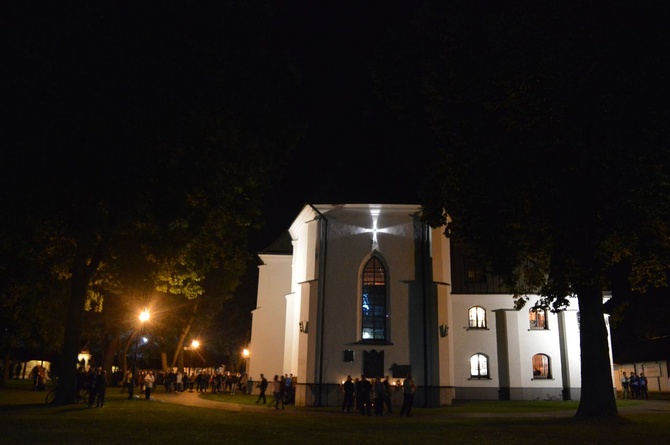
[284,374,292,404]
[125,370,134,399]
[144,370,155,400]
[272,375,285,409]
[621,372,630,399]
[87,368,99,408]
[630,372,640,399]
[356,375,372,416]
[374,377,386,416]
[176,371,183,393]
[240,373,249,394]
[399,373,416,417]
[382,375,393,414]
[639,373,648,400]
[255,373,268,404]
[96,370,108,407]
[341,375,355,412]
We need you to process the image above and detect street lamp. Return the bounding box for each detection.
[129,308,150,400]
[242,348,250,374]
[188,340,199,392]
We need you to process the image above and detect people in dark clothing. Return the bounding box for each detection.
[382,376,393,413]
[621,372,630,399]
[342,375,355,412]
[87,368,99,408]
[399,373,416,417]
[374,378,386,416]
[96,370,108,407]
[125,370,134,399]
[273,375,285,409]
[639,373,648,399]
[630,372,640,399]
[356,375,372,416]
[255,373,268,404]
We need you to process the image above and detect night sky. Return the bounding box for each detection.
[250,2,439,251]
[6,2,669,363]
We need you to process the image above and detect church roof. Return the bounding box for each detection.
[258,230,292,255]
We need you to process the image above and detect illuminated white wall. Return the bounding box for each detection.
[248,252,291,381]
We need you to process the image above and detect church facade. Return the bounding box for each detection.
[248,204,613,407]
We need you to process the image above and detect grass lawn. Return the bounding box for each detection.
[2,380,669,445]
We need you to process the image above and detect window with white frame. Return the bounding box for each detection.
[529,307,548,329]
[470,353,489,379]
[468,306,487,329]
[532,354,551,378]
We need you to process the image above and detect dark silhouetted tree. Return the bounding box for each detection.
[375,1,670,418]
[3,2,301,403]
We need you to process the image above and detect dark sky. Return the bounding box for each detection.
[251,2,439,251]
[4,1,439,252]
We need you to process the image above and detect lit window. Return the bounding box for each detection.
[470,353,489,379]
[361,257,387,340]
[529,307,547,329]
[532,354,551,379]
[468,306,487,329]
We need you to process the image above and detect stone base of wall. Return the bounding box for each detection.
[290,383,584,407]
[294,383,456,408]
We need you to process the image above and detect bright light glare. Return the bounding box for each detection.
[139,308,150,322]
[242,348,250,357]
[191,340,200,349]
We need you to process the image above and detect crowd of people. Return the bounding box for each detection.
[620,371,649,399]
[76,366,109,407]
[254,373,297,408]
[18,360,416,416]
[122,368,253,399]
[116,366,417,415]
[340,374,416,416]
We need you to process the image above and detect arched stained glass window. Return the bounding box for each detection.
[362,257,387,340]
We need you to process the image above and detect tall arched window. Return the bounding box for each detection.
[529,307,548,329]
[361,257,387,340]
[468,306,487,329]
[470,353,489,379]
[532,354,551,379]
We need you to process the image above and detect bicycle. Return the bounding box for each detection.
[45,378,89,405]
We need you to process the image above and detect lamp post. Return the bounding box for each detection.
[129,308,150,400]
[188,340,199,392]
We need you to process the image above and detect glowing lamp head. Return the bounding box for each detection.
[139,308,150,322]
[191,340,200,349]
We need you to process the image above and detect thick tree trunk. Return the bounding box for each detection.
[55,257,89,404]
[170,299,198,370]
[54,238,106,405]
[575,285,618,418]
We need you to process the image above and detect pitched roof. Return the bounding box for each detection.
[258,230,292,255]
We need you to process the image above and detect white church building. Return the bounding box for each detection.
[248,203,613,407]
